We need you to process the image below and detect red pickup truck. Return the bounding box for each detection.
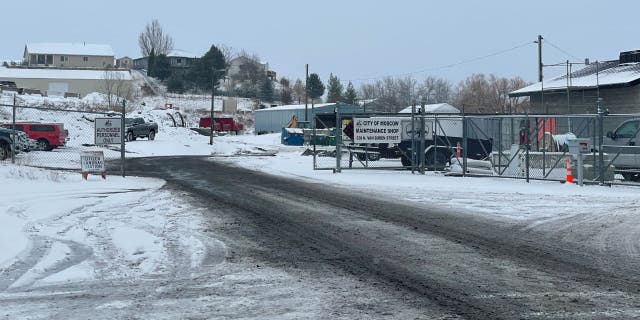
[199,117,244,134]
[1,122,68,151]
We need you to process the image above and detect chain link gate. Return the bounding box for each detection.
[1,96,126,176]
[308,106,640,186]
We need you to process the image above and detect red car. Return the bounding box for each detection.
[1,122,68,151]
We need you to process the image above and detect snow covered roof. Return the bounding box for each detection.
[510,61,640,96]
[26,43,115,57]
[255,103,336,112]
[398,103,460,114]
[0,67,132,80]
[168,49,199,58]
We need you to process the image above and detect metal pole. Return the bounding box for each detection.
[433,113,438,170]
[577,153,584,186]
[462,114,469,176]
[598,100,605,185]
[335,106,341,173]
[420,109,426,174]
[525,114,530,183]
[542,117,546,177]
[313,114,317,170]
[210,68,215,145]
[11,95,16,164]
[121,99,126,177]
[411,104,416,174]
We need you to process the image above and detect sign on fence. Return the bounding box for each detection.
[354,117,402,143]
[95,118,123,145]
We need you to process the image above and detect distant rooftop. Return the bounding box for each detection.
[26,43,115,57]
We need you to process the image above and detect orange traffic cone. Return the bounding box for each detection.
[565,158,573,183]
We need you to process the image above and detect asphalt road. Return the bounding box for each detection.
[126,156,640,319]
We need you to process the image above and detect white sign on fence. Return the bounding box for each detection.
[354,117,402,144]
[400,119,433,140]
[95,118,123,145]
[80,151,105,173]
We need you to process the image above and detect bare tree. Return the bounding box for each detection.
[454,74,529,114]
[138,20,174,56]
[104,69,134,108]
[217,44,236,65]
[416,76,453,104]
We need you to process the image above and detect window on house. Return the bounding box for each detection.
[60,56,66,62]
[176,58,182,64]
[46,55,53,65]
[37,55,46,64]
[83,57,89,62]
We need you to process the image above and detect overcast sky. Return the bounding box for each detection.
[3,0,639,87]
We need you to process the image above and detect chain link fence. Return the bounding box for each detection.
[311,107,640,186]
[0,97,126,175]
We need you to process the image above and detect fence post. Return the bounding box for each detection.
[121,100,126,177]
[312,114,317,170]
[411,104,416,174]
[335,106,341,173]
[525,113,530,183]
[11,95,16,164]
[433,114,438,170]
[462,115,468,176]
[420,111,426,174]
[597,103,605,185]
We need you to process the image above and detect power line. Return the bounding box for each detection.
[343,41,535,84]
[543,38,580,61]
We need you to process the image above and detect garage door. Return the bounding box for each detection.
[48,82,69,97]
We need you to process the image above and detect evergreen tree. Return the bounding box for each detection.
[153,54,171,80]
[326,73,343,103]
[260,77,274,102]
[307,73,325,104]
[167,74,185,93]
[147,48,156,77]
[187,45,227,90]
[344,81,358,105]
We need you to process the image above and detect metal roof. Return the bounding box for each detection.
[510,60,640,97]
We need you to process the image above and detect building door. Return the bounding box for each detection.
[48,82,69,97]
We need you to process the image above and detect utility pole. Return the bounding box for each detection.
[537,35,543,82]
[305,64,309,123]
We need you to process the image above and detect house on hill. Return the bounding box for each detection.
[23,43,115,69]
[133,50,198,71]
[228,56,276,81]
[509,50,640,115]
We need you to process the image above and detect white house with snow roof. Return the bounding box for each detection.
[23,43,115,69]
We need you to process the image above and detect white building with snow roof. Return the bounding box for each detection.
[23,43,115,69]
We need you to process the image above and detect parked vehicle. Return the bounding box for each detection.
[0,122,67,151]
[199,117,244,134]
[125,118,158,141]
[0,127,34,160]
[603,119,640,180]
